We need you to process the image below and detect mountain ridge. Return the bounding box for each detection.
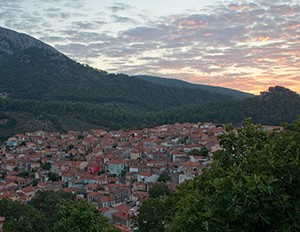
[0,27,58,58]
[0,27,299,142]
[135,75,254,100]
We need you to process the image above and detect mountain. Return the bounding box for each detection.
[167,86,300,125]
[135,75,254,99]
[0,27,234,140]
[0,27,299,142]
[0,27,57,58]
[0,27,235,110]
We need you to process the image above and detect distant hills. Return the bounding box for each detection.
[0,27,234,109]
[0,27,299,141]
[135,75,254,99]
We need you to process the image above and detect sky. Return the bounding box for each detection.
[0,0,299,94]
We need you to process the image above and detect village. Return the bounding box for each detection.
[0,122,227,231]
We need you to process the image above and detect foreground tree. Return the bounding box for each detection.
[148,182,171,198]
[135,118,300,231]
[133,197,175,232]
[173,118,300,231]
[0,199,49,232]
[1,190,117,232]
[51,200,115,232]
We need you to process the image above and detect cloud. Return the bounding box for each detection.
[0,0,299,94]
[64,0,85,9]
[108,2,131,12]
[111,15,135,24]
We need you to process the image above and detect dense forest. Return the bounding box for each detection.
[0,85,299,143]
[135,75,254,99]
[134,118,300,231]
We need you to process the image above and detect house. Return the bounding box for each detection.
[79,172,95,184]
[132,182,147,191]
[179,173,195,184]
[100,207,118,221]
[51,163,62,174]
[98,196,115,208]
[183,144,203,153]
[17,186,36,201]
[112,210,131,228]
[61,172,77,183]
[87,192,100,204]
[172,151,186,162]
[129,149,141,160]
[84,183,100,193]
[129,166,139,173]
[5,176,27,187]
[68,179,84,188]
[183,161,202,174]
[37,181,51,191]
[137,172,159,183]
[109,187,130,204]
[18,186,36,197]
[87,163,100,174]
[18,157,31,172]
[107,160,126,176]
[132,191,148,203]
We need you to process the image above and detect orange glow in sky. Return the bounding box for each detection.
[1,0,299,95]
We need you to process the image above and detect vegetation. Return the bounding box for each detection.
[148,183,171,198]
[0,190,117,232]
[0,86,299,143]
[135,75,254,100]
[135,118,300,231]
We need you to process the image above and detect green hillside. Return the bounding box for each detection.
[135,75,254,99]
[0,46,234,110]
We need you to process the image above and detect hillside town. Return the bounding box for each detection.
[0,122,264,231]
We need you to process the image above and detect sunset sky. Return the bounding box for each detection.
[0,0,299,94]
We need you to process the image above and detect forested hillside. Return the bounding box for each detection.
[0,27,299,142]
[135,75,254,99]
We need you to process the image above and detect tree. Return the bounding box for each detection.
[41,161,51,170]
[47,171,60,181]
[188,148,208,157]
[30,191,117,231]
[148,183,171,198]
[29,190,76,220]
[51,200,115,232]
[172,118,300,231]
[157,173,171,183]
[0,199,49,232]
[133,198,175,232]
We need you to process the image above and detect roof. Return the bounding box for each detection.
[113,204,130,212]
[20,186,34,193]
[62,172,75,177]
[112,211,131,221]
[100,196,113,202]
[138,172,152,177]
[183,161,201,167]
[107,160,125,165]
[99,207,111,214]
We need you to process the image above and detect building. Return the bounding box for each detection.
[107,160,126,176]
